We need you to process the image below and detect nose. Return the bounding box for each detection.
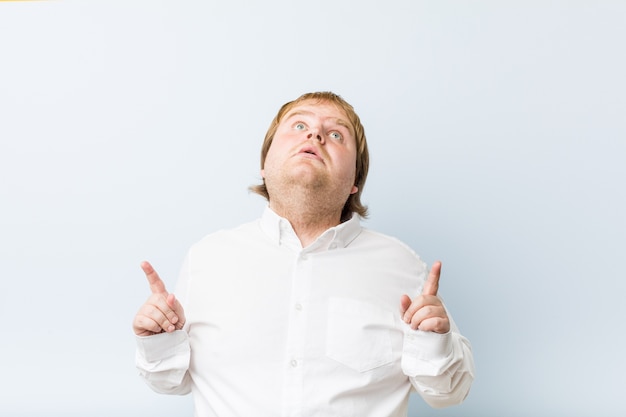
[307,132,324,144]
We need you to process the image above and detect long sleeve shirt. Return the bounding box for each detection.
[135,207,474,417]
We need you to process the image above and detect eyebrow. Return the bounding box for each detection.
[285,110,354,136]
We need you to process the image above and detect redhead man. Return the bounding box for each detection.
[133,92,474,416]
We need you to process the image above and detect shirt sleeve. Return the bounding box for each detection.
[135,330,192,395]
[401,317,475,408]
[135,252,194,395]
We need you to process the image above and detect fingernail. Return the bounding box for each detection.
[167,325,175,332]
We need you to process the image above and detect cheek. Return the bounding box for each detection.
[261,146,280,176]
[342,152,358,178]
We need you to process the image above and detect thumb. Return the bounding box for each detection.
[166,293,186,330]
[399,294,412,314]
[422,261,442,296]
[166,293,178,310]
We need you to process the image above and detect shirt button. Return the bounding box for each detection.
[290,359,298,368]
[295,303,303,311]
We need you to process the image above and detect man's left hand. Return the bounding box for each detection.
[400,261,450,334]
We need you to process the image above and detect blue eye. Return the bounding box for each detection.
[330,132,342,140]
[295,123,306,130]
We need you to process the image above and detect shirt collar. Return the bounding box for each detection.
[259,206,362,253]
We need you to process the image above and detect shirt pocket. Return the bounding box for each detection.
[325,297,395,373]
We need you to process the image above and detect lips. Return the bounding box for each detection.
[297,145,323,162]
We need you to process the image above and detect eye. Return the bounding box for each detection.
[295,123,306,131]
[329,131,342,141]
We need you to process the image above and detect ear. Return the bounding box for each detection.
[350,185,358,195]
[261,168,265,178]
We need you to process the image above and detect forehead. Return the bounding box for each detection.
[282,101,354,134]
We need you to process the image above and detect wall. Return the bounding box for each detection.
[1,1,624,416]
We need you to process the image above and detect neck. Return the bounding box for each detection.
[269,189,345,248]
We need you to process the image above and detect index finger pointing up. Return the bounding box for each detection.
[422,261,442,296]
[141,261,168,295]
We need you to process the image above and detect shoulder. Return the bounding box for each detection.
[358,227,421,254]
[190,218,265,252]
[353,227,427,269]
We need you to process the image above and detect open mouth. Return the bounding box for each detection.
[298,146,321,159]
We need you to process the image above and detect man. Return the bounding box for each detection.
[133,92,474,416]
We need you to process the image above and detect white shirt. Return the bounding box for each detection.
[136,207,474,417]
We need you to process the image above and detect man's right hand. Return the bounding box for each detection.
[132,261,186,336]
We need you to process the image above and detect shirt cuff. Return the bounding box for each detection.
[135,330,189,363]
[401,329,453,377]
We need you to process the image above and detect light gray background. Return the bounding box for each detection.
[1,1,624,416]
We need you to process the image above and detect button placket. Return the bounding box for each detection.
[281,251,312,413]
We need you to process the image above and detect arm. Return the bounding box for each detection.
[133,261,192,395]
[400,261,475,408]
[135,330,192,395]
[401,316,474,407]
